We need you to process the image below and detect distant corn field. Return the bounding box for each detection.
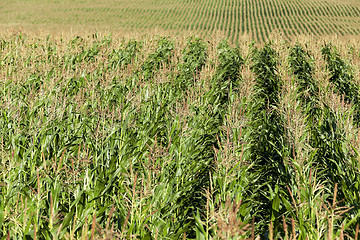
[1,0,360,42]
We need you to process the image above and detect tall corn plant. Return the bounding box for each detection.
[289,45,319,108]
[109,40,141,69]
[140,37,174,81]
[309,105,360,237]
[0,34,135,238]
[247,44,291,237]
[104,37,186,238]
[176,37,208,91]
[102,43,179,238]
[116,37,209,238]
[208,41,253,239]
[210,40,243,108]
[287,45,324,237]
[167,40,243,238]
[63,34,112,71]
[289,44,360,238]
[322,44,360,126]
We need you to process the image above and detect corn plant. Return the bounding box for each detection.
[140,37,174,81]
[2,33,360,239]
[176,36,208,91]
[322,44,360,126]
[109,40,141,69]
[289,44,360,238]
[247,43,291,237]
[165,40,244,238]
[289,45,319,108]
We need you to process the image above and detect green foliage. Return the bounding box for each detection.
[181,37,208,77]
[289,45,319,108]
[290,43,360,238]
[251,44,280,108]
[1,34,360,239]
[168,40,243,238]
[109,40,142,69]
[247,44,291,237]
[176,37,208,90]
[322,44,360,126]
[141,37,174,80]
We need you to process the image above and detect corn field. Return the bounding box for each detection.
[1,33,360,239]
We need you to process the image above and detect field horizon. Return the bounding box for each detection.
[1,0,360,42]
